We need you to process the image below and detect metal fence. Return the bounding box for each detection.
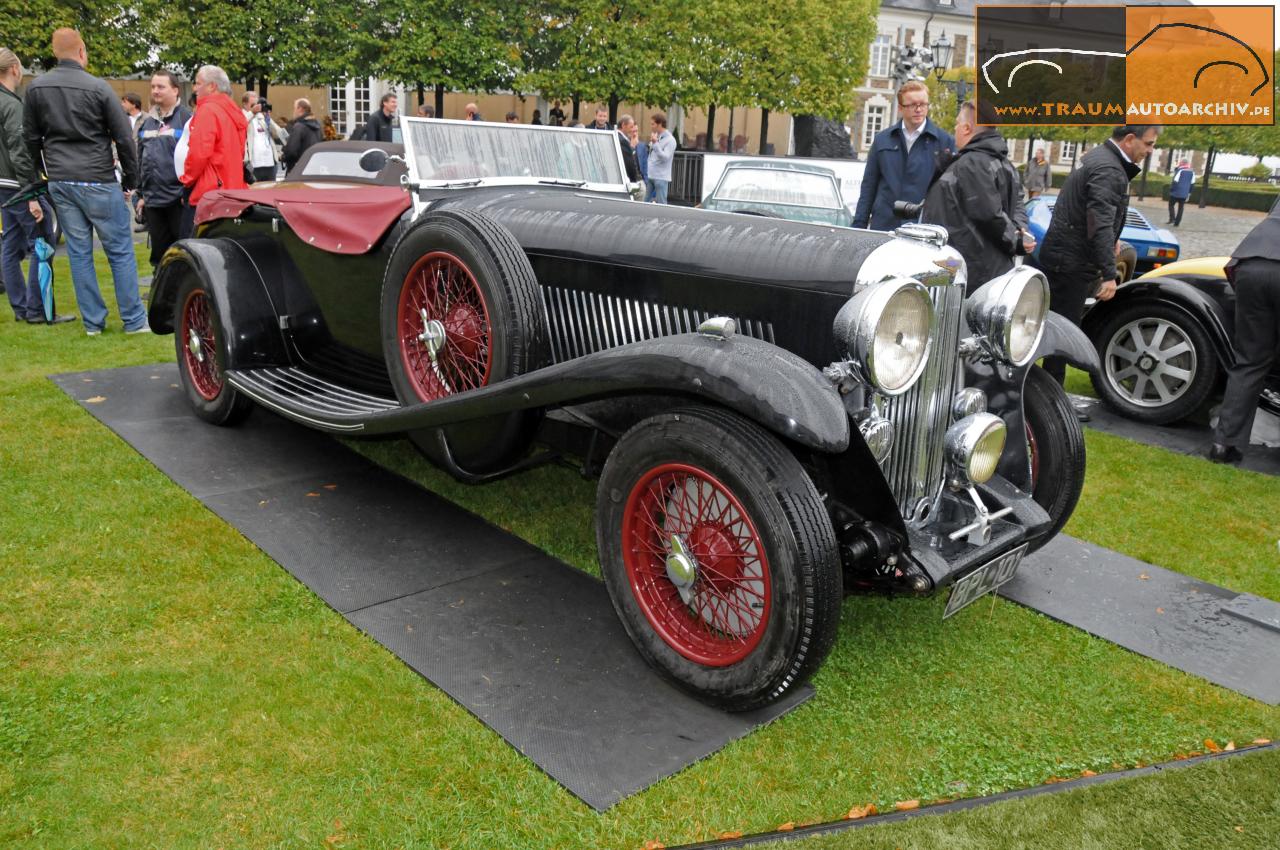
[669,152,706,206]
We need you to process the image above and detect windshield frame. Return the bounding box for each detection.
[401,117,632,195]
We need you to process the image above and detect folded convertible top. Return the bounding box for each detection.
[196,183,411,255]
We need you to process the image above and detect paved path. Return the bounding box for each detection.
[1127,195,1270,258]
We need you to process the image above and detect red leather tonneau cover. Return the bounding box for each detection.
[196,183,412,254]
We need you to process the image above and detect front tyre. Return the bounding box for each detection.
[1023,365,1085,552]
[173,274,252,426]
[597,406,842,711]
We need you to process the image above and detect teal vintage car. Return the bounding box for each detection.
[700,160,855,227]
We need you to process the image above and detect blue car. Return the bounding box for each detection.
[1025,194,1179,280]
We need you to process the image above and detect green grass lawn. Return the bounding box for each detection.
[1,246,1277,848]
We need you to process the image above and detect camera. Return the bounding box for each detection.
[260,101,273,113]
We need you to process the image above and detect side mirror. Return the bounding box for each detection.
[359,148,389,173]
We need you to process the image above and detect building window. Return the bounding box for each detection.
[862,103,887,149]
[1058,141,1077,164]
[869,35,892,78]
[353,78,371,128]
[329,84,348,136]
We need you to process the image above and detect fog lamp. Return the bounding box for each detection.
[945,413,1007,486]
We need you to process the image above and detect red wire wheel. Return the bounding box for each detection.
[396,251,493,402]
[621,462,772,666]
[179,288,222,401]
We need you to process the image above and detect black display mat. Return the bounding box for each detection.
[51,364,811,811]
[1003,536,1280,705]
[1071,394,1280,477]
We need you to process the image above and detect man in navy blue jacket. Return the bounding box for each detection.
[853,81,955,231]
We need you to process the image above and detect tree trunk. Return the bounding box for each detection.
[416,82,425,113]
[705,103,717,151]
[1198,144,1215,208]
[435,84,445,118]
[571,94,580,123]
[608,93,619,125]
[258,78,268,100]
[758,109,770,155]
[727,107,736,153]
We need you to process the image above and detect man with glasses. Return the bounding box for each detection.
[1039,125,1161,403]
[852,80,954,231]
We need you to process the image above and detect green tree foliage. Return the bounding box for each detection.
[2,0,153,76]
[372,0,523,96]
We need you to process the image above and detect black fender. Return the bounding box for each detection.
[1032,311,1100,375]
[238,333,851,454]
[1081,278,1234,367]
[148,238,290,370]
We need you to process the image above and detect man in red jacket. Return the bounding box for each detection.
[180,64,246,233]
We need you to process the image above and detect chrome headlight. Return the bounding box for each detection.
[833,279,934,396]
[965,267,1050,367]
[945,413,1007,486]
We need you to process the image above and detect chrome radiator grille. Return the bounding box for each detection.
[878,281,967,519]
[541,286,775,363]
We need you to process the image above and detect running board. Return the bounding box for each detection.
[223,334,850,452]
[226,367,401,433]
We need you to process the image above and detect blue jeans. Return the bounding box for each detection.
[49,181,145,332]
[646,178,669,204]
[0,188,42,320]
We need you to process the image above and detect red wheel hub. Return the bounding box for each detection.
[397,252,493,401]
[621,463,771,666]
[180,289,222,401]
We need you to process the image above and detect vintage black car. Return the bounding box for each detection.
[1082,256,1280,425]
[147,119,1096,711]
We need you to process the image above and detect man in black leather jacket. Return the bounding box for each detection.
[922,100,1029,295]
[23,28,146,335]
[1038,124,1160,387]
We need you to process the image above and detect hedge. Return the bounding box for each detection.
[1160,184,1280,212]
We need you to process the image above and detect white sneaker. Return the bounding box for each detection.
[125,325,152,335]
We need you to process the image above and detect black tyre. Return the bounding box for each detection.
[380,209,549,473]
[173,273,253,426]
[1089,301,1218,424]
[1116,241,1137,283]
[1023,366,1085,552]
[596,406,843,711]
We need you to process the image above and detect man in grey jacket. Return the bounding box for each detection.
[646,112,676,204]
[0,47,73,324]
[23,28,146,335]
[1023,147,1051,199]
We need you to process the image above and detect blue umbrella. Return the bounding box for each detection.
[33,235,55,323]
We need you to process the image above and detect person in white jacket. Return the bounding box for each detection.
[645,112,676,204]
[241,91,281,182]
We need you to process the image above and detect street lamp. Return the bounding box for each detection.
[930,33,954,80]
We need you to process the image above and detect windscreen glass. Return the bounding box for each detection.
[405,119,625,188]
